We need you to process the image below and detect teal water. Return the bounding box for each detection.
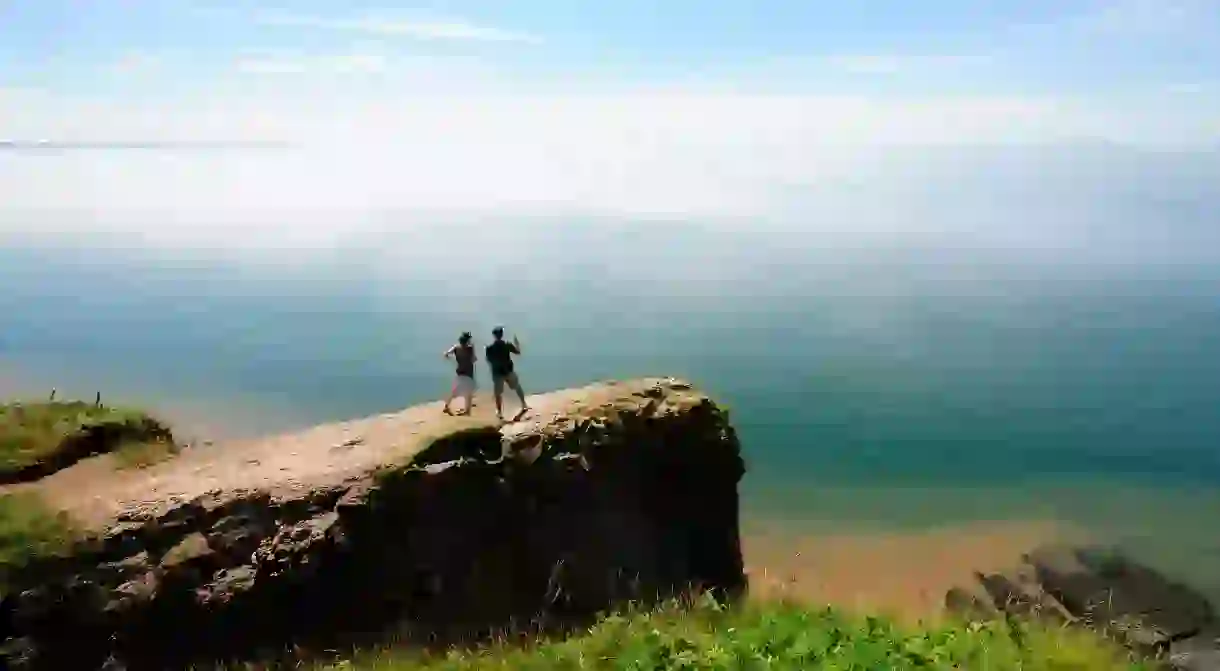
[1,225,1218,597]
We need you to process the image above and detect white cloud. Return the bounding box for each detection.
[235,50,389,75]
[824,55,907,75]
[1078,0,1213,37]
[258,12,540,44]
[1,79,1218,259]
[1166,82,1214,95]
[108,52,162,76]
[820,53,977,76]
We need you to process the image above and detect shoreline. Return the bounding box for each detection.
[740,518,1087,624]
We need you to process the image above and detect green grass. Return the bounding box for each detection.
[111,438,181,470]
[318,594,1150,671]
[0,399,175,479]
[0,491,82,592]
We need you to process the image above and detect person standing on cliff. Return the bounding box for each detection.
[486,326,529,422]
[442,331,477,415]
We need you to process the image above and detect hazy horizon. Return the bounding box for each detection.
[5,1,1220,261]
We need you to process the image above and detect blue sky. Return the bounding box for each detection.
[1,1,1219,254]
[3,0,1218,95]
[3,0,1219,143]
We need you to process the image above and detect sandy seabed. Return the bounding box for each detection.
[741,518,1089,624]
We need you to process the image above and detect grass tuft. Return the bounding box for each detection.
[0,399,175,480]
[111,437,181,470]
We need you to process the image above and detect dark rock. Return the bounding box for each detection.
[1076,547,1214,638]
[205,511,273,561]
[101,522,147,557]
[950,543,1220,664]
[104,572,158,616]
[975,570,1070,622]
[196,567,256,607]
[1028,546,1213,650]
[97,552,151,582]
[159,533,211,569]
[1168,630,1220,671]
[944,586,998,622]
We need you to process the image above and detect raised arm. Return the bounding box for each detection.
[442,344,456,359]
[512,334,523,355]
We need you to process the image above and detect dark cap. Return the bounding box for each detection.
[459,331,472,344]
[492,326,504,337]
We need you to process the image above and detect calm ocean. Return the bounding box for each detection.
[2,222,1218,597]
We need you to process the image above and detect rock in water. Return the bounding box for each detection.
[946,544,1220,669]
[1,378,747,670]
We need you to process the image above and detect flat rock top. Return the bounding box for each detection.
[23,377,703,528]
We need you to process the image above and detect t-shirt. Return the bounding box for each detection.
[485,340,519,376]
[454,344,475,377]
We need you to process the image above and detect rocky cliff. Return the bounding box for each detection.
[1,378,747,670]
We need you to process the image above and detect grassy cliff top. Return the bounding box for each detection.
[0,399,175,482]
[0,399,177,588]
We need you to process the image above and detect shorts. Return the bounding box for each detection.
[492,371,519,395]
[453,374,476,396]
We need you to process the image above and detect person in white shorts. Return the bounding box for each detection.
[442,331,477,415]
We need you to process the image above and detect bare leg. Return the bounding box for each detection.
[510,374,529,420]
[462,380,475,415]
[443,378,458,414]
[493,376,505,420]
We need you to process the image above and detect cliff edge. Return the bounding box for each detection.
[1,377,747,670]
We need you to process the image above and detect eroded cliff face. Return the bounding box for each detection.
[1,378,746,670]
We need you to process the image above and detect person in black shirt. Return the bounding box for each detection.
[442,331,477,415]
[486,325,529,421]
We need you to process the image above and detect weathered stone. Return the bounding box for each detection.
[252,512,342,581]
[950,544,1220,664]
[1076,548,1215,638]
[1,377,744,670]
[159,533,211,569]
[1029,546,1213,650]
[1168,631,1220,671]
[195,567,256,607]
[105,572,158,615]
[944,586,998,622]
[975,565,1072,623]
[101,522,147,557]
[97,552,151,582]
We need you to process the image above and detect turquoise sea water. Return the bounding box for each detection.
[1,225,1218,597]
